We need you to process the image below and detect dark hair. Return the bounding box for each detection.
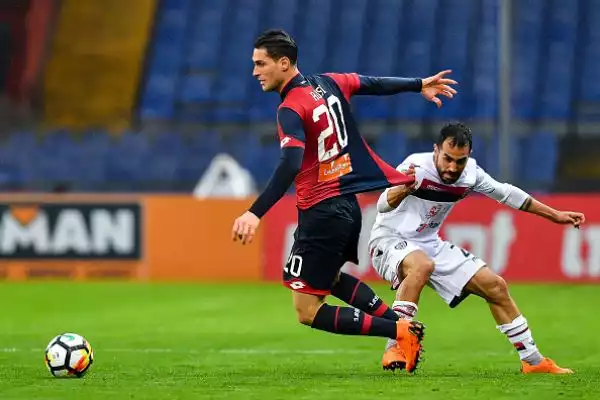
[254,29,298,64]
[437,122,472,150]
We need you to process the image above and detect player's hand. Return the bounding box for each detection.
[232,211,260,245]
[397,163,420,191]
[387,165,420,208]
[553,211,586,228]
[421,69,458,108]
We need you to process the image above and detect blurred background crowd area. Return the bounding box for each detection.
[0,0,597,193]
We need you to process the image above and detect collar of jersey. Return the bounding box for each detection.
[280,73,308,100]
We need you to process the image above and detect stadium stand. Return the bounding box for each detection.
[0,0,596,192]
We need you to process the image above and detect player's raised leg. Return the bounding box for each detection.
[463,266,573,374]
[286,195,424,372]
[292,290,424,371]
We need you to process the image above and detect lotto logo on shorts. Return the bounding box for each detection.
[289,280,306,290]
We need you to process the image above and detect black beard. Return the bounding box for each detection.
[436,167,459,184]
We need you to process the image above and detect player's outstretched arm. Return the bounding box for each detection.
[473,166,585,228]
[519,197,585,228]
[355,70,457,108]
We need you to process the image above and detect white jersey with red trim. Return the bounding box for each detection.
[369,152,525,249]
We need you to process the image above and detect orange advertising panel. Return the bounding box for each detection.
[0,194,261,282]
[145,197,262,281]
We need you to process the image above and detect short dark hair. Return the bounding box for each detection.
[254,29,298,65]
[437,122,472,150]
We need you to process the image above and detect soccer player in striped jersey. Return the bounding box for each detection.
[232,29,457,372]
[370,122,584,373]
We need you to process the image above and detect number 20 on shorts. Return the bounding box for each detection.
[285,254,303,278]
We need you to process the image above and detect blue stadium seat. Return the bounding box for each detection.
[578,0,600,108]
[175,132,220,182]
[185,0,229,70]
[179,74,214,103]
[223,133,261,171]
[407,138,433,155]
[427,0,474,119]
[353,0,405,120]
[539,0,578,119]
[522,131,558,185]
[374,132,408,166]
[470,136,488,171]
[361,0,404,76]
[296,0,332,74]
[189,131,222,158]
[248,95,279,122]
[392,0,438,119]
[329,0,368,72]
[470,0,498,119]
[354,96,393,121]
[140,73,179,119]
[512,0,544,118]
[249,142,280,187]
[484,134,525,179]
[139,0,192,120]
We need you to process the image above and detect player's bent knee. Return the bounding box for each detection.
[408,259,434,284]
[401,251,434,283]
[486,276,509,303]
[419,259,435,279]
[294,303,320,326]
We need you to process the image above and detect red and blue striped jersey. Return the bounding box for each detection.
[277,73,414,209]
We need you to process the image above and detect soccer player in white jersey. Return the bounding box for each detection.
[371,122,585,374]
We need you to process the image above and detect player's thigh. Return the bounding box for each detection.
[429,242,486,307]
[399,249,434,280]
[284,241,345,294]
[342,196,363,264]
[463,266,508,301]
[370,237,428,288]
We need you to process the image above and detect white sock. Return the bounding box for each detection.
[385,301,418,351]
[392,300,418,320]
[497,315,543,365]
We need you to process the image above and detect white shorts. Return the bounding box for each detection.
[370,236,486,307]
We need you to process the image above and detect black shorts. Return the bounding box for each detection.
[283,193,362,295]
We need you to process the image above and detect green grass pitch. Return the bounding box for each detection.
[0,282,598,399]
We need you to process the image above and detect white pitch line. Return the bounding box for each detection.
[218,349,371,355]
[0,347,373,355]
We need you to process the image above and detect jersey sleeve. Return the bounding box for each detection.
[355,76,422,95]
[473,166,529,208]
[324,73,361,101]
[277,107,305,149]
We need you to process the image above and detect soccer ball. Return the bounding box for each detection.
[44,333,94,378]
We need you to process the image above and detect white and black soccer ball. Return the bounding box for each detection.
[44,333,94,378]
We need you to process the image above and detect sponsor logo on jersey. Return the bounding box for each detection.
[395,240,407,250]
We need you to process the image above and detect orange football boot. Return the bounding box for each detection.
[521,358,573,374]
[382,342,406,371]
[382,320,425,372]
